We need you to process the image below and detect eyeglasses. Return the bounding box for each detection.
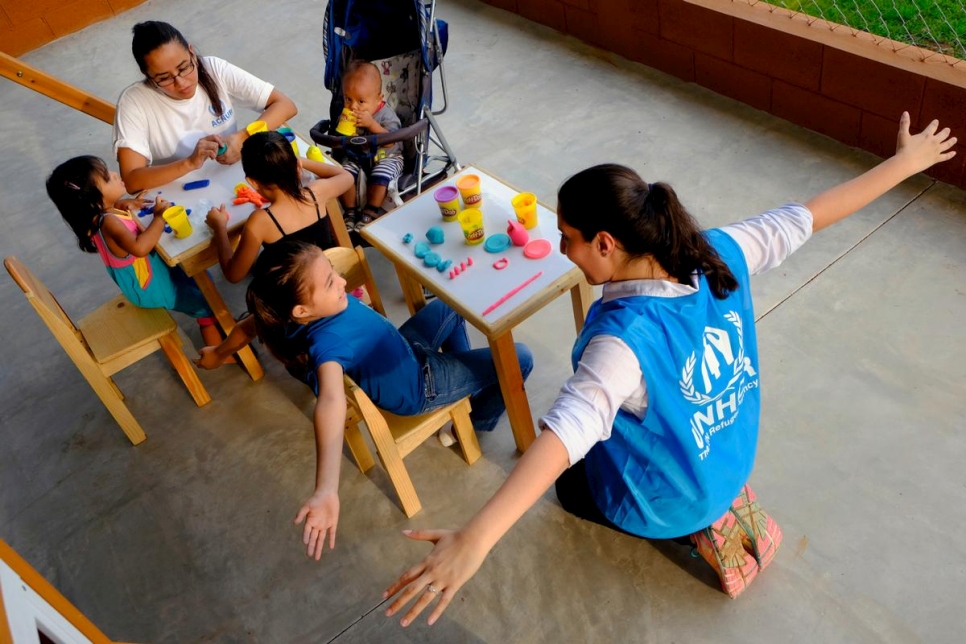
[151,58,195,87]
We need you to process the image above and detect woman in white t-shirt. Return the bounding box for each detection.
[113,21,298,193]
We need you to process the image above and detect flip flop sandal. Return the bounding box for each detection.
[730,484,783,571]
[690,510,760,598]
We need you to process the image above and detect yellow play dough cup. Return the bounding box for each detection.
[457,208,485,245]
[456,174,483,208]
[511,192,539,230]
[434,186,461,222]
[246,120,268,135]
[306,145,325,162]
[162,205,193,239]
[335,108,357,136]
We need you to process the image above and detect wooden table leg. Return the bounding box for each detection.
[570,277,592,333]
[394,263,427,315]
[488,331,535,453]
[192,271,264,381]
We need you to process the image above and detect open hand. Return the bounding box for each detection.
[383,529,489,627]
[294,490,340,559]
[896,111,957,174]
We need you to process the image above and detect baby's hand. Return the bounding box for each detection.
[205,203,230,230]
[152,196,172,215]
[352,109,375,129]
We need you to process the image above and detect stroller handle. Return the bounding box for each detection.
[309,119,429,157]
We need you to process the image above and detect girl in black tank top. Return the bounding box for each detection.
[206,131,354,283]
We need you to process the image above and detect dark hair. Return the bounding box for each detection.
[246,240,320,375]
[46,156,111,253]
[343,60,381,88]
[241,132,308,204]
[131,21,224,118]
[557,164,738,299]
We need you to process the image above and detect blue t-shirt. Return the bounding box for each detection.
[575,230,761,538]
[288,296,425,415]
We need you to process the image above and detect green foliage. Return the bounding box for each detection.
[772,0,966,59]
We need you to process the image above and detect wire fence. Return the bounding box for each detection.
[748,1,966,64]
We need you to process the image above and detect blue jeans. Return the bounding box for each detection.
[398,300,533,432]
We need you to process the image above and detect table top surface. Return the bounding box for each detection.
[141,133,320,267]
[361,166,583,336]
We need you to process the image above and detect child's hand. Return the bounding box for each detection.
[352,108,376,129]
[152,196,172,215]
[895,111,957,174]
[205,204,230,231]
[114,194,152,213]
[194,346,228,370]
[294,490,340,559]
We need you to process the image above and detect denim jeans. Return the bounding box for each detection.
[398,300,533,432]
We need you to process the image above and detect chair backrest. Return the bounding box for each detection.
[4,256,86,346]
[323,246,386,316]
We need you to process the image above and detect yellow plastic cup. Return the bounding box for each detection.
[162,205,193,239]
[306,145,325,162]
[511,192,539,230]
[434,186,461,222]
[456,174,483,208]
[457,208,485,245]
[246,120,268,135]
[335,108,356,136]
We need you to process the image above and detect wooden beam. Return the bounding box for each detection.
[0,51,115,125]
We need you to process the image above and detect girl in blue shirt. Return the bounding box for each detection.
[383,113,956,623]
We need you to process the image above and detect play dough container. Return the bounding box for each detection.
[277,126,299,155]
[434,186,460,221]
[306,145,325,162]
[246,120,268,135]
[457,208,485,245]
[162,205,192,239]
[511,192,539,229]
[335,108,356,136]
[456,174,483,208]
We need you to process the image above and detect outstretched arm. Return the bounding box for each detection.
[194,316,255,369]
[807,112,957,232]
[384,429,571,626]
[294,361,347,559]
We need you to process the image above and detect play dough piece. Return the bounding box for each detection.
[183,179,210,190]
[437,259,453,273]
[426,226,445,244]
[414,242,431,259]
[467,257,473,266]
[493,257,509,270]
[523,238,552,259]
[402,233,414,244]
[484,234,511,253]
[423,252,441,268]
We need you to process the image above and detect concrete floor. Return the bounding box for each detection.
[1,0,964,642]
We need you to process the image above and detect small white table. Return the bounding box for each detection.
[361,166,592,452]
[141,134,347,381]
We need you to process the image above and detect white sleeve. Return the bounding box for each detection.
[720,203,814,275]
[539,335,644,466]
[207,57,274,112]
[113,85,153,162]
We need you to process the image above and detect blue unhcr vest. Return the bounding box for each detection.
[574,230,761,538]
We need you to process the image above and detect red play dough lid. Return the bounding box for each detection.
[523,238,551,259]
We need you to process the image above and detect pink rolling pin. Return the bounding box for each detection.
[481,271,544,317]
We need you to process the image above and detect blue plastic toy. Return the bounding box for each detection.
[484,234,511,253]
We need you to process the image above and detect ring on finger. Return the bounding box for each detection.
[426,584,440,594]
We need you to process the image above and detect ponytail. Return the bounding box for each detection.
[558,164,738,299]
[245,241,319,376]
[45,156,110,253]
[132,21,224,118]
[241,132,308,204]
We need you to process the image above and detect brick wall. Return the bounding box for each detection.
[481,0,966,189]
[0,0,146,56]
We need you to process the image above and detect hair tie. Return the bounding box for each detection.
[646,182,654,191]
[65,181,80,190]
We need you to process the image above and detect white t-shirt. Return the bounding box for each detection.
[113,56,274,165]
[541,203,814,466]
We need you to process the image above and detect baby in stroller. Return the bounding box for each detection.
[339,60,404,231]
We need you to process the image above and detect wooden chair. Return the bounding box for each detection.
[325,246,482,516]
[4,256,211,446]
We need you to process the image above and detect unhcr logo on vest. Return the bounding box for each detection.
[209,100,234,128]
[679,311,759,459]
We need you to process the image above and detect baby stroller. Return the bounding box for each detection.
[310,0,459,214]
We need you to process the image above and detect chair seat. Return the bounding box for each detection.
[77,295,177,365]
[381,402,466,458]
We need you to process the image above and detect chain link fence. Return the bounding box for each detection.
[747,1,966,64]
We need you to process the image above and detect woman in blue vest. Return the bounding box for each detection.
[383,113,956,624]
